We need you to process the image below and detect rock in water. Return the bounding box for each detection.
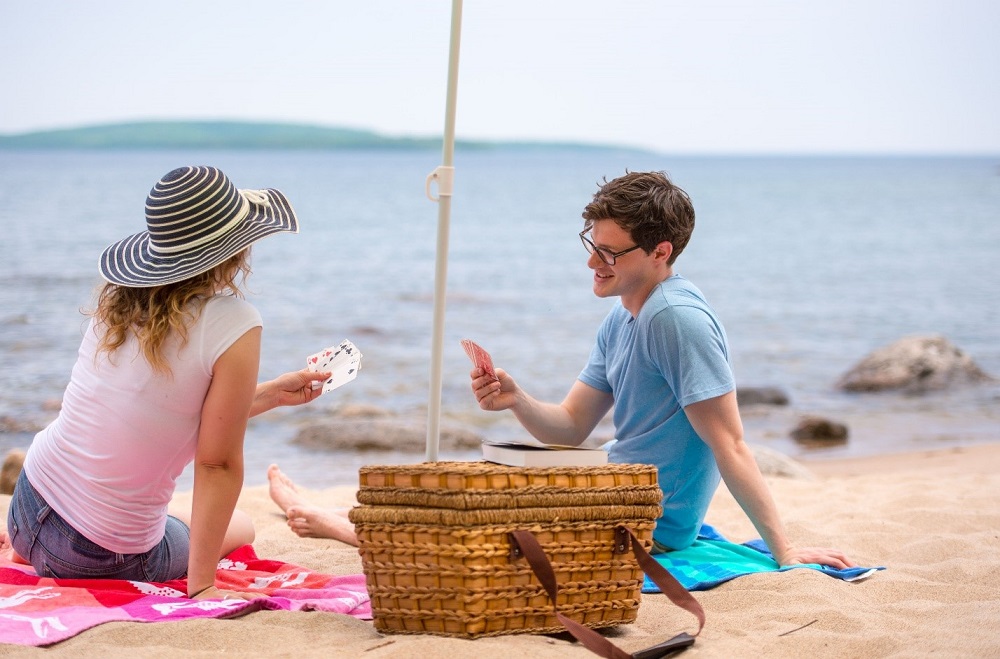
[790,416,849,446]
[293,417,484,453]
[737,386,790,407]
[838,335,991,393]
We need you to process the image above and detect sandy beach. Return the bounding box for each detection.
[2,442,999,658]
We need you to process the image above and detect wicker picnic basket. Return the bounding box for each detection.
[348,460,664,639]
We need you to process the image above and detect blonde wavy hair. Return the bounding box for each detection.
[92,249,252,374]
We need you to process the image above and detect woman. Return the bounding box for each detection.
[3,165,328,600]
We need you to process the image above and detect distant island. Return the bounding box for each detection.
[0,120,647,153]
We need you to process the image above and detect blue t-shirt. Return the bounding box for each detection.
[578,275,735,550]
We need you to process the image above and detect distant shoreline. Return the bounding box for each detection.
[0,120,650,154]
[3,122,996,158]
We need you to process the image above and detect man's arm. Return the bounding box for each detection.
[471,368,613,447]
[685,391,855,568]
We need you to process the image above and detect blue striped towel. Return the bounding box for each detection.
[643,524,883,593]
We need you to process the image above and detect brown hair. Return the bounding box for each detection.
[581,171,695,265]
[92,249,252,374]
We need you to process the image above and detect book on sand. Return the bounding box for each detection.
[481,442,609,467]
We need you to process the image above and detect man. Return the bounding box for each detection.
[469,171,854,568]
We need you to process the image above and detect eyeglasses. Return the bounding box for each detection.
[579,230,643,265]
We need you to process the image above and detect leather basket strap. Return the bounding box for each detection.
[509,527,704,659]
[624,527,705,635]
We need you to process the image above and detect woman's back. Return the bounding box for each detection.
[24,295,261,554]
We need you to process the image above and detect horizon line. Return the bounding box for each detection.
[0,119,997,159]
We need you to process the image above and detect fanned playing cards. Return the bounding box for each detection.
[461,339,499,382]
[307,339,363,393]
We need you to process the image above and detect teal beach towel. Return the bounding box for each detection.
[643,524,883,593]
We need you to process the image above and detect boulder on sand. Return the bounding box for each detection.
[1,449,26,495]
[751,445,815,479]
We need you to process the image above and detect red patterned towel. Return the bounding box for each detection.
[0,545,371,647]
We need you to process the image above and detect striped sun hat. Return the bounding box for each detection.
[99,165,299,287]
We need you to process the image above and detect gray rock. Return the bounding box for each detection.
[751,445,815,480]
[737,386,790,407]
[293,417,484,453]
[336,404,391,419]
[838,335,992,393]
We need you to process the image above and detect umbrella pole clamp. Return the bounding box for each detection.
[425,165,455,202]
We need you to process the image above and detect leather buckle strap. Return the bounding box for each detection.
[509,526,704,659]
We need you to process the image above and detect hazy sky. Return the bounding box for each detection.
[3,0,998,154]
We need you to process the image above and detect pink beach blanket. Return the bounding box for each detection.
[0,544,371,647]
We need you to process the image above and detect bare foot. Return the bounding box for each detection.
[0,530,28,565]
[286,505,359,546]
[267,464,308,513]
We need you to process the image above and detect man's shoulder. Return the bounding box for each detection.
[645,276,712,314]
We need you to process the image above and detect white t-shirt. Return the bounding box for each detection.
[23,294,262,554]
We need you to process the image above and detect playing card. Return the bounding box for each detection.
[461,339,499,382]
[306,339,363,393]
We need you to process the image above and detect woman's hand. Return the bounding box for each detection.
[250,368,329,417]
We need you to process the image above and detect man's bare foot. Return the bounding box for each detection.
[286,505,359,546]
[268,464,359,546]
[267,464,308,513]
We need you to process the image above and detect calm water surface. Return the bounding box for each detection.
[1,150,998,488]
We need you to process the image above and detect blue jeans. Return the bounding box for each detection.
[6,470,190,581]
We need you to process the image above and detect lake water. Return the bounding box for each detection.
[1,149,998,489]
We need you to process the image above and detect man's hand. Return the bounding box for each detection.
[251,368,329,417]
[774,545,857,569]
[470,367,516,411]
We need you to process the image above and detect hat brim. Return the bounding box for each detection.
[99,189,298,287]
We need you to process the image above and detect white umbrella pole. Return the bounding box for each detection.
[424,0,463,462]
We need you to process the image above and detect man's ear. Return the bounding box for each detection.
[653,241,674,263]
